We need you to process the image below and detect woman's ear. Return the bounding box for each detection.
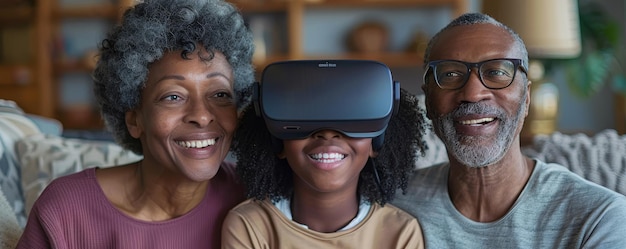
[126,110,142,139]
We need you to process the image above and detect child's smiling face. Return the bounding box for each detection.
[279,130,374,196]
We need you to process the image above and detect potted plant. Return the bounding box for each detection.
[557,1,625,97]
[543,0,625,133]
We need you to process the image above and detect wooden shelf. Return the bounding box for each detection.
[1,0,462,130]
[0,64,33,86]
[304,0,460,8]
[302,0,468,17]
[53,3,120,19]
[0,5,33,24]
[238,0,462,70]
[53,60,93,75]
[230,1,288,12]
[0,0,134,129]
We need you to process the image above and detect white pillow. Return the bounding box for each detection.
[16,133,142,216]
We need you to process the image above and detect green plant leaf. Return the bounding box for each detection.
[558,0,625,98]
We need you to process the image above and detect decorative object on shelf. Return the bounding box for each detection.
[405,30,428,55]
[346,20,389,53]
[0,65,31,86]
[82,49,99,71]
[60,104,99,130]
[527,61,559,135]
[483,0,582,138]
[13,66,31,85]
[248,17,268,64]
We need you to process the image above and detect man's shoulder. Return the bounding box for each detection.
[531,160,626,206]
[534,160,619,193]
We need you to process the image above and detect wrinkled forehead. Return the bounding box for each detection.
[430,24,523,62]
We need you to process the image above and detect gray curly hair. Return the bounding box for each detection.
[93,0,255,155]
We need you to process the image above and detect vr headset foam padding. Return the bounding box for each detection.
[254,60,399,143]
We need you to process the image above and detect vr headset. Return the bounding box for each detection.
[253,60,399,151]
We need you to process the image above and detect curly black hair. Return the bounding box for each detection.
[232,88,428,205]
[93,0,254,155]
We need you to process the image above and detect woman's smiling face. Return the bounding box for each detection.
[126,49,236,181]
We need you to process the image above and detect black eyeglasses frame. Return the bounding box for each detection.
[423,58,528,90]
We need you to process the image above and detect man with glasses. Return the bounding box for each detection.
[392,12,626,248]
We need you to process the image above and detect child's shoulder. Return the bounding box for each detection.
[370,203,419,226]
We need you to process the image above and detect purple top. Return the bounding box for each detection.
[16,162,245,249]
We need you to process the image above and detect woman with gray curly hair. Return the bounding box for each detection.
[16,0,254,248]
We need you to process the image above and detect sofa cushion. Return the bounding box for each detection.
[0,185,20,248]
[523,129,626,195]
[16,133,142,218]
[0,99,41,227]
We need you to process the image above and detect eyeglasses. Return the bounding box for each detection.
[423,58,528,90]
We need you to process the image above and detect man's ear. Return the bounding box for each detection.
[126,110,142,139]
[524,80,532,117]
[422,84,433,120]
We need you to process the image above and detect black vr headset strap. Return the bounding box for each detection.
[253,81,261,117]
[392,80,400,116]
[254,81,284,153]
[372,80,400,152]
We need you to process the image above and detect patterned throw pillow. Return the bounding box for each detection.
[16,133,142,217]
[522,129,626,195]
[0,101,41,227]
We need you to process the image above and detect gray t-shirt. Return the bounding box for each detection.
[392,160,626,248]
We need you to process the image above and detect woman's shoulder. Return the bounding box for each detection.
[43,167,98,191]
[30,168,103,214]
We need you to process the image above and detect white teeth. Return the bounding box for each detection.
[310,153,346,163]
[460,117,495,125]
[177,139,216,148]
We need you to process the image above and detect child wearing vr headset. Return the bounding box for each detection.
[222,60,428,248]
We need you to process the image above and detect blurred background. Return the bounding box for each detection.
[0,0,624,138]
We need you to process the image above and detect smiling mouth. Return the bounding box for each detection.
[176,138,216,149]
[458,117,496,126]
[309,152,346,163]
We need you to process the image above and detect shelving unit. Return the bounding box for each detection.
[52,0,134,130]
[0,0,133,130]
[231,0,468,69]
[0,0,52,118]
[1,0,467,130]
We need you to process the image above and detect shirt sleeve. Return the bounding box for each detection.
[582,195,626,248]
[221,208,264,249]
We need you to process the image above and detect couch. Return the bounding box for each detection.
[0,100,142,231]
[0,97,624,246]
